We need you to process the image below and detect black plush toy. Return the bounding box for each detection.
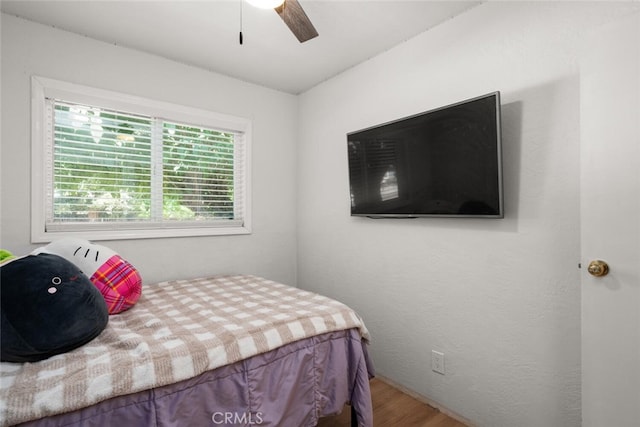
[1,253,109,362]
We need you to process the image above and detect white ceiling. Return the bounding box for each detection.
[1,0,480,94]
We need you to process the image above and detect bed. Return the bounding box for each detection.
[0,274,374,427]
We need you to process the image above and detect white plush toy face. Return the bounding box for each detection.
[36,238,117,277]
[32,237,142,315]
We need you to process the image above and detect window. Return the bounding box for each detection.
[31,76,251,242]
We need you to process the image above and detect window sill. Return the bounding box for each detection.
[31,224,251,243]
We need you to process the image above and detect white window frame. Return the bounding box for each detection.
[31,76,252,242]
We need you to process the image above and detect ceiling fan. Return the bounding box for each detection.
[247,0,318,43]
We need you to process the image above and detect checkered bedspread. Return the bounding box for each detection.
[0,274,370,426]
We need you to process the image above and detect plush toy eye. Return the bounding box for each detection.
[52,277,61,285]
[48,287,57,294]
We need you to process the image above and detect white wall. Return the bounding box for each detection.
[0,14,299,285]
[297,2,639,427]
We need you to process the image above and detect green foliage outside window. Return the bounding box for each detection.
[53,103,235,223]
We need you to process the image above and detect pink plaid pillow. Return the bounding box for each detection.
[90,255,142,314]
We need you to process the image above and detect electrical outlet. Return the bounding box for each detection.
[431,350,445,375]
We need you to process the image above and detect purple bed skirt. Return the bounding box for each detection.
[17,329,374,427]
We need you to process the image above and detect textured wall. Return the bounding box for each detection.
[296,2,639,426]
[0,14,299,286]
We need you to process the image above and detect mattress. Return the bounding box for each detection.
[0,275,373,427]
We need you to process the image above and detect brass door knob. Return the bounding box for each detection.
[587,260,609,277]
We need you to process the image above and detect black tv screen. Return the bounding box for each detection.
[347,92,503,218]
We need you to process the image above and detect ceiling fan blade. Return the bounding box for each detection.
[275,0,318,43]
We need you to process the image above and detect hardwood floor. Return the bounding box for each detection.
[317,378,468,427]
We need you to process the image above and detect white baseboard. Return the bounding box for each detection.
[374,374,475,427]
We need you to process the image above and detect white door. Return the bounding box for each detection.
[580,13,640,427]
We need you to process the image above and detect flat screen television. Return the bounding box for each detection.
[347,91,503,218]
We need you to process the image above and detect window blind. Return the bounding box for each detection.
[45,99,245,232]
